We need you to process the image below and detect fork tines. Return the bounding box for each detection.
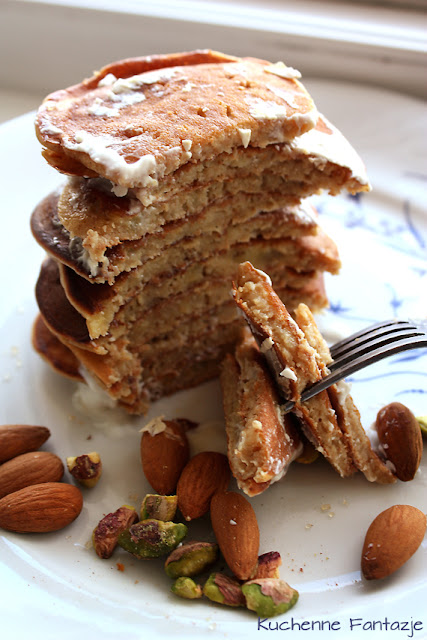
[329,319,426,371]
[281,319,427,414]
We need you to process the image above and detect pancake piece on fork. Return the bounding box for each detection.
[233,262,396,483]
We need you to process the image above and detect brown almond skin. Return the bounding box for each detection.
[361,504,427,580]
[376,402,423,481]
[0,451,64,498]
[0,425,50,463]
[0,482,83,533]
[140,420,189,495]
[177,451,230,521]
[210,490,259,580]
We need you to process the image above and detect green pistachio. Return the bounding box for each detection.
[165,541,218,578]
[92,505,138,559]
[171,577,203,599]
[242,578,299,617]
[118,519,187,558]
[140,494,178,521]
[203,573,245,607]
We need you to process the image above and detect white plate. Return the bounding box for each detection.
[0,80,426,640]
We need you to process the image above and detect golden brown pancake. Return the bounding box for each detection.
[221,330,303,496]
[233,262,356,478]
[31,314,83,382]
[35,51,319,188]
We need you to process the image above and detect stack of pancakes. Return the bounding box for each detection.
[30,50,369,414]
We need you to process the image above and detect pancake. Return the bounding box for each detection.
[60,228,339,340]
[35,51,318,188]
[233,261,356,477]
[30,50,372,417]
[221,330,303,496]
[31,314,83,382]
[293,304,396,484]
[54,114,369,270]
[31,190,318,284]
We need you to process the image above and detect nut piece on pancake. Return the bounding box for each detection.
[220,330,303,496]
[233,261,396,483]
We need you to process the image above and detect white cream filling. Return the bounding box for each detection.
[264,62,302,80]
[111,67,180,93]
[97,73,118,87]
[68,131,157,187]
[291,114,370,185]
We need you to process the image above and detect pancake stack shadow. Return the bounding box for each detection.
[30,50,369,414]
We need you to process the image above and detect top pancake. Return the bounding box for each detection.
[35,50,319,189]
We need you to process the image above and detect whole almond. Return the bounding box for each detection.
[177,451,230,521]
[140,418,190,494]
[0,482,83,533]
[0,451,64,498]
[376,402,423,481]
[0,425,50,463]
[361,504,426,580]
[210,490,260,580]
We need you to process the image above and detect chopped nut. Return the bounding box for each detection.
[242,578,299,617]
[171,576,203,599]
[203,573,245,607]
[141,494,178,521]
[165,541,218,578]
[118,519,187,558]
[67,452,102,488]
[92,505,138,559]
[254,551,282,579]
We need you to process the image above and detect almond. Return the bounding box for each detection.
[361,504,427,580]
[0,451,64,498]
[210,490,259,580]
[0,424,50,463]
[177,451,230,521]
[140,418,190,494]
[0,482,83,533]
[376,402,423,481]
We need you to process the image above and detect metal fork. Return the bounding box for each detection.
[281,318,427,413]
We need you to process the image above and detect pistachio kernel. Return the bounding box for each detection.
[165,541,218,578]
[203,573,245,607]
[92,505,138,559]
[117,519,187,558]
[254,551,282,579]
[67,452,102,488]
[141,494,178,521]
[171,577,203,599]
[242,578,299,617]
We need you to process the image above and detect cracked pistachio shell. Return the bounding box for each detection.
[171,577,203,599]
[242,579,299,617]
[117,519,187,558]
[165,541,218,578]
[140,494,178,521]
